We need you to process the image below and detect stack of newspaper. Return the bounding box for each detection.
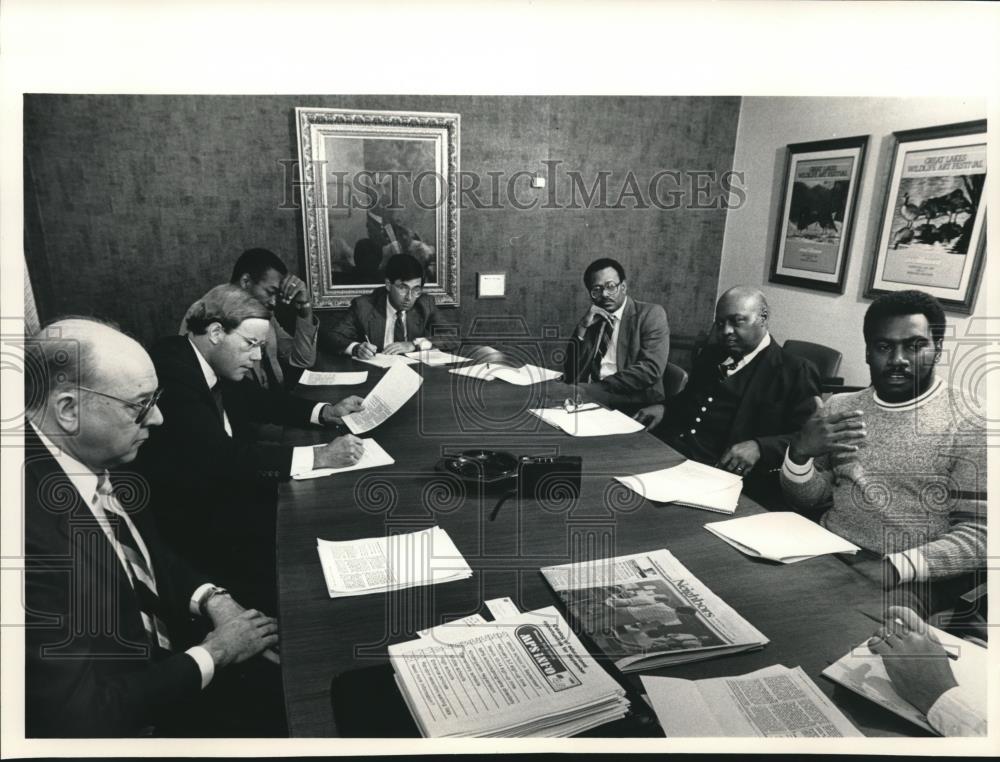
[641,665,861,736]
[541,549,768,671]
[389,607,630,737]
[316,526,471,598]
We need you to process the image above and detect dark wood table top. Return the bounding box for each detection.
[276,360,917,738]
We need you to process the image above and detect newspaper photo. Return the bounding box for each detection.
[541,549,768,671]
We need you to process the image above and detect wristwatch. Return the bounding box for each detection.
[198,585,229,616]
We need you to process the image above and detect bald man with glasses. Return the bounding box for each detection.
[560,257,670,411]
[134,284,365,612]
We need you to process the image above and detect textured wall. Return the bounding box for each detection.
[24,95,739,362]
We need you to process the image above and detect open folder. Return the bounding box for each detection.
[705,512,860,563]
[615,460,743,513]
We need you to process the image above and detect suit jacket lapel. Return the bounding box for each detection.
[615,297,637,364]
[370,289,389,349]
[177,337,225,425]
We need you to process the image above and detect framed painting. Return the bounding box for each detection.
[295,107,460,308]
[865,120,986,313]
[769,135,868,293]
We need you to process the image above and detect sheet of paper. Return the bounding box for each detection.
[355,353,419,368]
[298,369,369,386]
[642,665,861,737]
[342,361,423,434]
[404,349,470,367]
[448,363,562,385]
[615,460,743,512]
[417,613,488,638]
[290,438,394,480]
[705,512,860,563]
[484,596,520,620]
[528,406,645,436]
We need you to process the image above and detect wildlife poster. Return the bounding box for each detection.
[867,121,987,313]
[770,137,868,294]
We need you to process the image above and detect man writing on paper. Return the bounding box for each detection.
[180,247,319,389]
[24,318,281,737]
[781,290,986,617]
[135,285,365,611]
[560,258,670,410]
[634,287,820,497]
[322,253,457,359]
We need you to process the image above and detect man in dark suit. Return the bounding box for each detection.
[24,318,279,736]
[560,257,670,410]
[323,253,457,358]
[134,285,365,611]
[634,287,820,494]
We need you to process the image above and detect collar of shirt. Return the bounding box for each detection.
[29,422,99,505]
[608,297,628,323]
[721,332,771,376]
[873,376,943,411]
[188,336,219,390]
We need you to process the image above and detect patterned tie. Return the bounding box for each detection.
[393,310,407,343]
[589,315,616,381]
[96,473,172,653]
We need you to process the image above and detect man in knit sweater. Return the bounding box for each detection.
[781,290,985,614]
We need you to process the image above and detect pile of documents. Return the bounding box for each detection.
[404,348,470,366]
[641,665,861,737]
[389,606,630,737]
[342,362,423,434]
[449,362,562,385]
[541,549,768,672]
[529,406,644,437]
[705,512,860,563]
[615,460,743,513]
[822,623,986,734]
[316,526,471,598]
[356,353,420,368]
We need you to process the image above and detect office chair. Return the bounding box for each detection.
[663,362,688,398]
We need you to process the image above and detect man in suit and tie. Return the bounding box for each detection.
[24,318,279,736]
[180,248,318,389]
[323,253,457,358]
[634,287,820,495]
[560,258,670,410]
[136,284,365,611]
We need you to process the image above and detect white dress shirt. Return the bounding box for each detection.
[29,423,216,688]
[720,332,771,376]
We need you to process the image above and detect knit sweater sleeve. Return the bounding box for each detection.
[778,393,851,511]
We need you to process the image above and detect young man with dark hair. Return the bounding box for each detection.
[561,257,670,410]
[180,247,319,389]
[323,253,457,358]
[782,289,986,616]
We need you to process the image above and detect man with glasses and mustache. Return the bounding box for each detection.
[323,253,457,358]
[634,287,820,498]
[136,284,365,612]
[781,290,986,617]
[24,318,281,736]
[561,257,670,410]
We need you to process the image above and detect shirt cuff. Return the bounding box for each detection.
[345,341,358,357]
[290,445,316,478]
[310,402,327,425]
[781,447,815,483]
[886,548,929,584]
[185,646,215,689]
[190,583,217,616]
[927,686,987,737]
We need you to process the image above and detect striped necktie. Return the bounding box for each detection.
[589,315,616,381]
[96,474,173,654]
[393,310,407,343]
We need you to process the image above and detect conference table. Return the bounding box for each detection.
[276,356,920,738]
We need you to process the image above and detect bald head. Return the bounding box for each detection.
[26,318,162,470]
[714,287,769,359]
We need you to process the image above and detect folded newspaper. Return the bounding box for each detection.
[389,606,630,737]
[641,665,861,737]
[316,526,471,598]
[541,549,768,672]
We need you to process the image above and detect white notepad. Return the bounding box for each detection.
[528,406,644,436]
[298,369,369,386]
[705,512,860,563]
[290,438,394,480]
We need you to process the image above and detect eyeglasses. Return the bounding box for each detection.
[589,281,623,298]
[233,331,267,351]
[79,386,163,424]
[391,282,423,297]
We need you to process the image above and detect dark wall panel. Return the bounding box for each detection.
[24,95,739,362]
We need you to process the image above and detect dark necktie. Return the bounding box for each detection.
[393,310,406,343]
[260,352,280,390]
[210,383,226,424]
[96,474,173,655]
[589,315,616,381]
